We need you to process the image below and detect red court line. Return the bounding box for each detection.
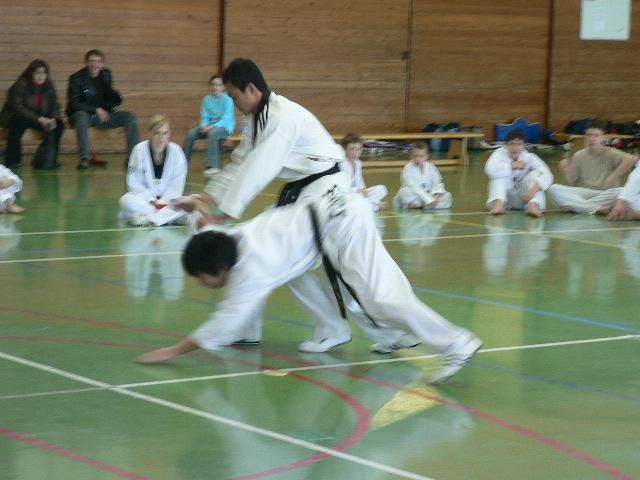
[264,352,636,480]
[0,427,148,480]
[3,306,634,480]
[0,306,183,339]
[0,336,371,480]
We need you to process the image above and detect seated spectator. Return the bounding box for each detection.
[394,141,452,210]
[484,129,553,218]
[547,121,637,214]
[339,133,387,210]
[67,49,139,170]
[183,74,235,177]
[119,115,187,226]
[0,165,25,213]
[0,59,64,170]
[607,159,640,221]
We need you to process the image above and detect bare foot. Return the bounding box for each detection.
[526,203,543,218]
[489,200,505,215]
[135,347,178,364]
[624,209,640,220]
[6,203,25,214]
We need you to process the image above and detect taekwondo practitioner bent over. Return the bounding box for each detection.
[137,189,483,384]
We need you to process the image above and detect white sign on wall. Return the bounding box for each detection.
[580,0,632,40]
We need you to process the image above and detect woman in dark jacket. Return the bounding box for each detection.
[0,59,64,169]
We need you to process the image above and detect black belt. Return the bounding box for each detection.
[276,163,340,207]
[308,204,378,326]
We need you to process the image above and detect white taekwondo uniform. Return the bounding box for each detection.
[394,161,453,210]
[618,160,640,211]
[119,141,187,224]
[340,158,387,210]
[0,165,23,212]
[204,92,348,218]
[484,146,553,211]
[191,190,475,354]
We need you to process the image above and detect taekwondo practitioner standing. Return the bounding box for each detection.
[119,115,188,226]
[137,189,483,385]
[484,130,554,218]
[177,58,411,353]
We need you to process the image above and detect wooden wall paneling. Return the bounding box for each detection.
[223,0,411,133]
[408,1,551,139]
[0,0,222,153]
[548,0,640,131]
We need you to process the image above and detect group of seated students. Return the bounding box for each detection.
[340,124,639,221]
[0,49,236,219]
[1,51,639,222]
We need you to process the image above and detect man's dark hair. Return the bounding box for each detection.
[340,133,363,148]
[182,231,238,277]
[585,120,607,133]
[222,58,268,93]
[505,129,526,143]
[85,49,105,62]
[223,58,271,145]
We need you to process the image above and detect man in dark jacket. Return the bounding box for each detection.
[67,49,139,169]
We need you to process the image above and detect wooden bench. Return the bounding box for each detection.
[226,131,485,167]
[553,132,637,156]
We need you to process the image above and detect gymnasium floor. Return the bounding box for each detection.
[1,148,639,480]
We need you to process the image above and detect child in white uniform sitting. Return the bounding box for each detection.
[119,115,188,226]
[0,165,25,214]
[339,133,387,210]
[484,129,553,218]
[394,141,452,210]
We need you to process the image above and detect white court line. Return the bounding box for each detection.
[1,334,636,400]
[4,222,639,265]
[0,251,181,265]
[0,350,435,480]
[0,225,183,237]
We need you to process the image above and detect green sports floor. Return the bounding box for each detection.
[1,148,639,480]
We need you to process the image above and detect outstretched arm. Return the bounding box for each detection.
[135,337,200,364]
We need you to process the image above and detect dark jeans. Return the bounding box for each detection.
[4,115,64,169]
[70,110,139,161]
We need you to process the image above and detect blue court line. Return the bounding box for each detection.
[15,259,640,405]
[473,361,640,404]
[413,286,640,334]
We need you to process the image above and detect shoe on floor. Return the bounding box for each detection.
[370,333,421,354]
[77,159,90,170]
[429,335,482,385]
[204,167,221,178]
[297,335,352,353]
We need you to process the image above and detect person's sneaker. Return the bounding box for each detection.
[429,335,482,385]
[204,167,221,178]
[370,333,421,354]
[297,335,352,353]
[77,158,90,170]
